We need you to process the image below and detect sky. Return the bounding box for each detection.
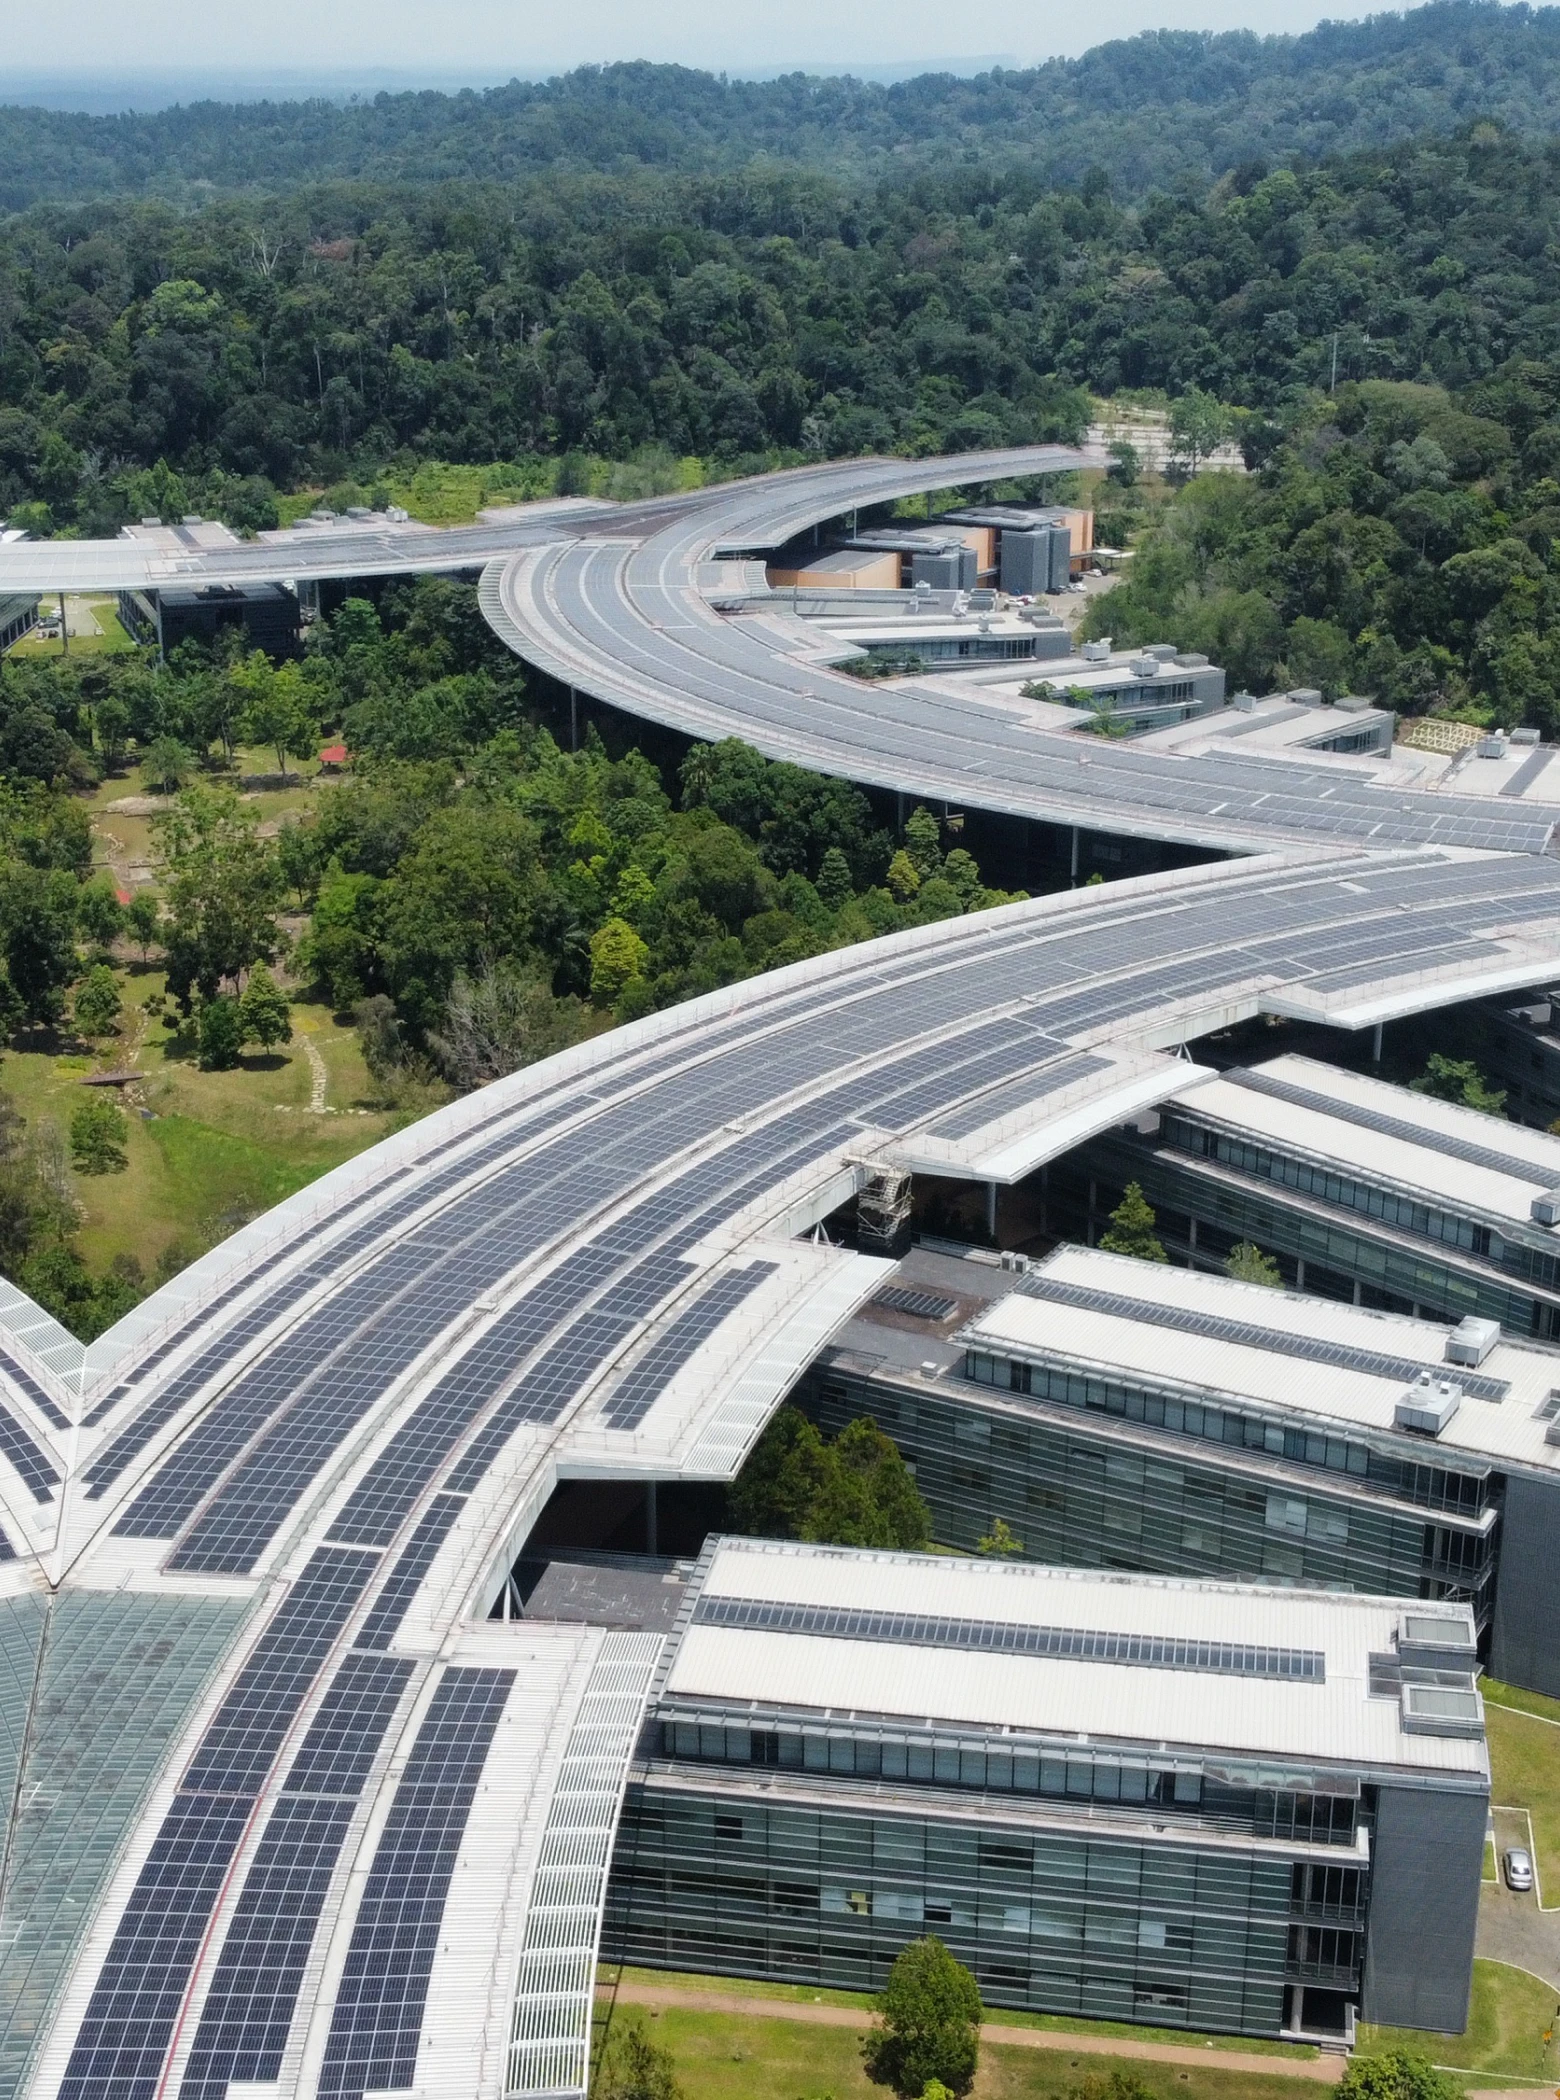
[1,0,1429,97]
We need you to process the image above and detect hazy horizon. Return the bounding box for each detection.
[0,0,1450,105]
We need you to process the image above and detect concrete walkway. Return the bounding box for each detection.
[598,1979,1344,2082]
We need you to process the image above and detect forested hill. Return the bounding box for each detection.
[6,1,1560,208]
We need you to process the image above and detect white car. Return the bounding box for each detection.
[1504,1847,1534,1892]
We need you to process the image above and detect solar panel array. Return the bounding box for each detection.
[316,1667,514,2100]
[927,1051,1111,1140]
[872,1285,959,1322]
[691,1593,1325,1680]
[1227,1064,1560,1185]
[177,1650,414,2100]
[55,1547,380,2100]
[599,1262,779,1430]
[0,1351,68,1430]
[1017,1275,1511,1402]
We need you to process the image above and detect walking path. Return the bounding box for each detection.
[597,1979,1345,2082]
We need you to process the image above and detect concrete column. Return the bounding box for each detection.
[569,687,578,751]
[1295,1259,1306,1292]
[1372,1021,1384,1063]
[645,1481,658,1556]
[59,593,68,656]
[1070,826,1080,886]
[986,1182,998,1241]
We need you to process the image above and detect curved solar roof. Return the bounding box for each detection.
[2,454,1560,2100]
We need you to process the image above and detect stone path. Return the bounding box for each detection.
[300,1034,329,1113]
[597,1979,1343,2082]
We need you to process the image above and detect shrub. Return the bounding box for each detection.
[197,996,244,1070]
[69,1095,128,1174]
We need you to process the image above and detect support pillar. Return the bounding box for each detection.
[569,687,578,752]
[59,592,68,656]
[896,790,905,834]
[1372,1021,1384,1063]
[645,1481,658,1557]
[1070,826,1080,886]
[986,1182,998,1243]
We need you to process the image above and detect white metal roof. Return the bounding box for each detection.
[1170,1052,1560,1224]
[669,1538,1486,1780]
[966,1244,1560,1472]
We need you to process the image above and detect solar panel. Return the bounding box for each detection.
[599,1262,779,1430]
[1228,1065,1560,1186]
[53,1548,378,2100]
[176,1651,414,2100]
[0,1401,59,1502]
[928,1051,1111,1140]
[872,1285,959,1322]
[691,1593,1325,1680]
[353,1495,466,1646]
[1018,1276,1511,1402]
[0,1349,69,1429]
[316,1666,514,2100]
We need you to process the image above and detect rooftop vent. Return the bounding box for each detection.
[1399,1681,1484,1739]
[1080,639,1111,663]
[1129,655,1162,678]
[1232,691,1257,713]
[1173,652,1210,668]
[1287,687,1325,707]
[1512,726,1541,746]
[1530,1187,1560,1227]
[1479,734,1508,759]
[1394,1372,1461,1435]
[1446,1317,1500,1368]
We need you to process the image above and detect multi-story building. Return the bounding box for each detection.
[607,1537,1488,2042]
[803,1242,1560,1697]
[1055,1054,1560,1341]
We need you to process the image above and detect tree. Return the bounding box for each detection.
[817,846,854,910]
[141,735,195,794]
[153,786,284,1007]
[1099,1182,1168,1261]
[125,891,163,959]
[866,1938,982,2099]
[75,878,124,951]
[729,1407,931,1549]
[1169,390,1232,474]
[592,2010,684,2100]
[589,916,651,1007]
[197,995,244,1070]
[1410,1054,1507,1117]
[237,963,292,1050]
[95,694,131,771]
[886,849,921,901]
[1334,2051,1461,2100]
[977,1516,1024,1557]
[0,864,80,1026]
[1226,1242,1281,1286]
[234,656,320,779]
[69,1094,128,1174]
[904,805,942,879]
[73,964,122,1038]
[429,963,585,1090]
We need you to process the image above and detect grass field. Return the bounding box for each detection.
[2,984,400,1277]
[596,1969,1313,2059]
[1482,1680,1560,1892]
[1357,1958,1558,2083]
[8,595,136,658]
[594,2001,1325,2100]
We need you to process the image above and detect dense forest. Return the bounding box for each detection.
[5,4,1560,208]
[4,124,1560,532]
[7,4,1560,1331]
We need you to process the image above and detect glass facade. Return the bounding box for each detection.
[1055,1132,1560,1342]
[807,1367,1494,1616]
[605,1772,1354,2036]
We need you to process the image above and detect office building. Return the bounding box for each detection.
[607,1537,1487,2041]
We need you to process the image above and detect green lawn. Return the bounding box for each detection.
[594,2002,1320,2100]
[1,984,403,1280]
[1357,1959,1558,2083]
[1483,1680,1560,1892]
[598,1968,1313,2059]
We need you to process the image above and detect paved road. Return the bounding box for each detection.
[597,1978,1345,2082]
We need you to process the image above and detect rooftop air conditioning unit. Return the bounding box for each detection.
[1287,687,1325,707]
[1512,726,1541,746]
[1232,691,1257,713]
[1081,639,1111,662]
[1445,1316,1500,1368]
[1130,655,1161,678]
[1531,1187,1560,1226]
[1479,735,1508,758]
[1394,1371,1461,1435]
